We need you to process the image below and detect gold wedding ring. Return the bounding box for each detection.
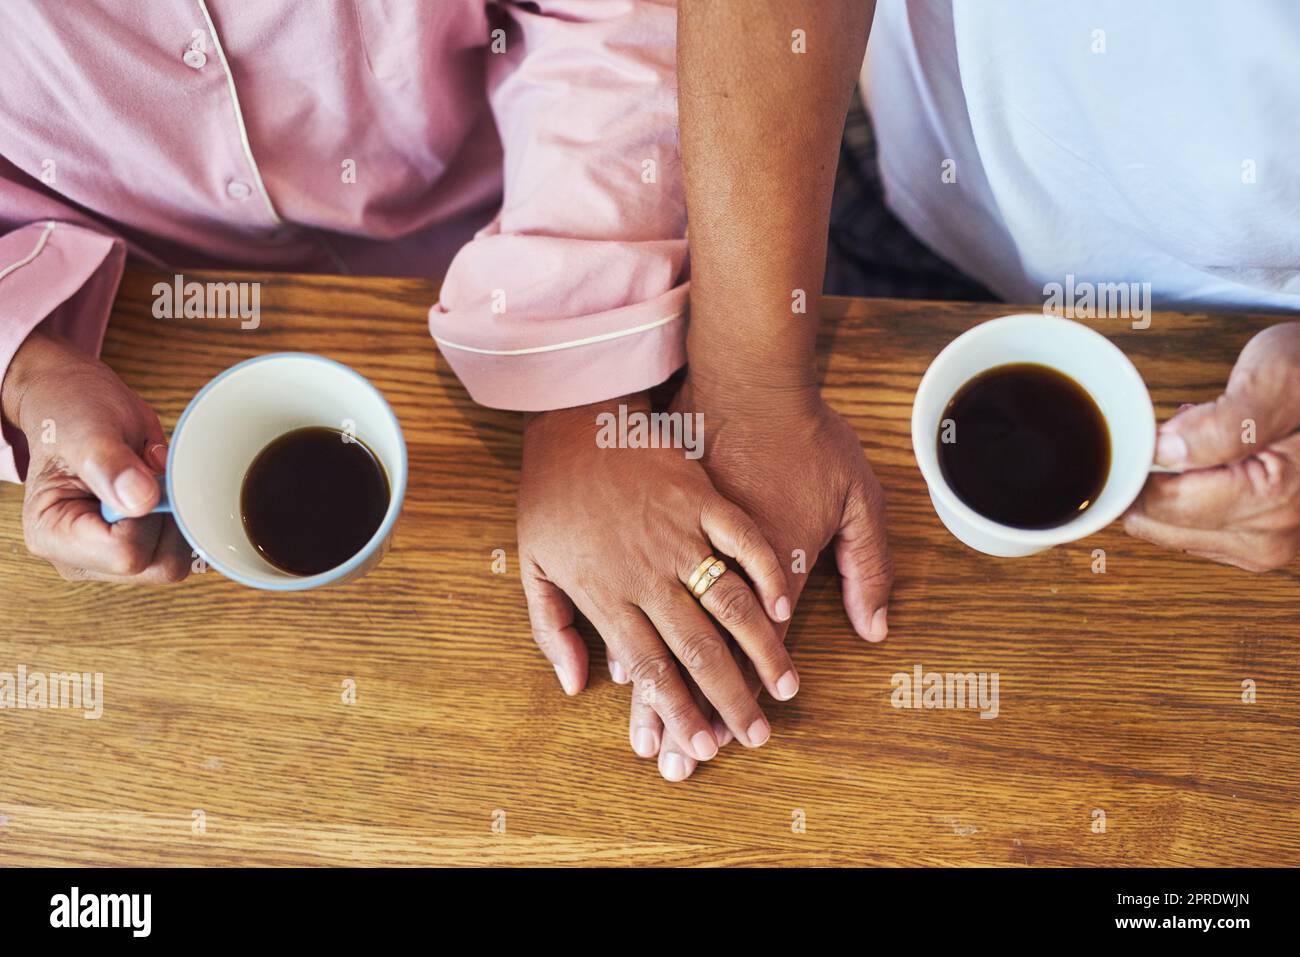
[688,555,727,599]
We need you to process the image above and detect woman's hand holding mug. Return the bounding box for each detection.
[1,328,190,583]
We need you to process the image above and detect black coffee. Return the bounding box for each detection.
[936,363,1110,529]
[240,427,390,576]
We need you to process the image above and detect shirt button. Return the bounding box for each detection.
[183,49,207,69]
[226,180,252,200]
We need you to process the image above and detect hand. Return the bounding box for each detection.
[620,378,895,781]
[1123,321,1300,571]
[1,329,190,583]
[516,393,797,765]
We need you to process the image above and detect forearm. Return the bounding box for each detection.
[678,0,873,397]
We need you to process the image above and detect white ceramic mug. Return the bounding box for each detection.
[911,314,1155,557]
[102,353,407,589]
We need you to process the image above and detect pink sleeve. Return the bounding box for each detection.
[0,220,126,483]
[429,0,688,411]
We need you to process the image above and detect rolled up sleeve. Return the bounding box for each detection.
[429,0,688,411]
[0,220,125,482]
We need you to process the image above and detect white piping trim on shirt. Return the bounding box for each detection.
[196,0,282,224]
[0,221,56,284]
[433,308,685,357]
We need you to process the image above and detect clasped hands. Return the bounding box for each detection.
[517,373,895,782]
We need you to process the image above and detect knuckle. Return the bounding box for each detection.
[677,631,727,676]
[640,573,680,610]
[733,521,767,564]
[658,693,700,727]
[861,546,895,587]
[707,582,756,628]
[674,539,706,586]
[626,649,672,687]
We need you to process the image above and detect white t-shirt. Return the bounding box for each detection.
[863,0,1300,312]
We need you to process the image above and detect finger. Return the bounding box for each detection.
[60,431,161,519]
[657,726,697,782]
[1128,454,1293,530]
[25,478,165,578]
[1122,510,1295,572]
[1157,388,1299,472]
[657,669,715,782]
[628,669,663,758]
[700,497,790,622]
[692,645,756,750]
[693,570,799,701]
[834,475,894,642]
[644,588,771,749]
[599,604,718,762]
[137,518,193,585]
[716,642,760,747]
[520,559,588,696]
[52,516,191,584]
[145,440,169,473]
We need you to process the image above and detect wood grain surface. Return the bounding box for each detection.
[1,269,1296,866]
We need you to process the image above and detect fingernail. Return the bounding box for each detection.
[774,595,792,622]
[776,670,799,700]
[867,606,889,643]
[661,752,688,782]
[1177,403,1197,414]
[609,659,627,684]
[745,716,771,748]
[114,468,156,512]
[634,727,659,757]
[146,442,168,472]
[553,664,578,696]
[691,730,718,762]
[1156,432,1188,467]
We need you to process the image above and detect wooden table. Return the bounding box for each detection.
[1,269,1296,866]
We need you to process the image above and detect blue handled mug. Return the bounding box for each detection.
[102,353,407,590]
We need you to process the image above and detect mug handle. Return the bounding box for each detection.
[100,476,173,524]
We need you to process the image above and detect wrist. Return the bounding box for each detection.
[684,353,821,418]
[524,391,652,446]
[1,328,57,431]
[684,293,821,412]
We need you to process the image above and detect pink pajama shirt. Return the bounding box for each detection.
[0,0,687,483]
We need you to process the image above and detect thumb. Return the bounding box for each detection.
[61,430,161,519]
[834,477,894,643]
[1157,392,1296,471]
[520,558,588,696]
